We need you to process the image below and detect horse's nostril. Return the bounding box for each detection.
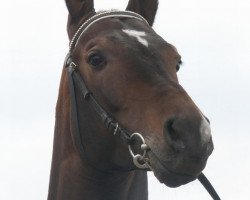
[166,119,178,140]
[164,119,186,150]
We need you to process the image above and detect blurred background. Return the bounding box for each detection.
[1,0,250,199]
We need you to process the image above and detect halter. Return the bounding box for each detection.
[64,10,220,200]
[65,10,150,170]
[69,10,149,53]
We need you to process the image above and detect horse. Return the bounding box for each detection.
[48,0,214,199]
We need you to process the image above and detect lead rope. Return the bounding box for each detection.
[198,173,221,200]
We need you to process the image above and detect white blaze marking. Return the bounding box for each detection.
[200,116,212,145]
[122,29,148,47]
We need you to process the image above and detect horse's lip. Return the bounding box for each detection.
[147,150,198,187]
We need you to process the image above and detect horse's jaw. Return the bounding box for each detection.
[147,150,198,187]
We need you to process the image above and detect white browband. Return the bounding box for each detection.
[69,10,149,53]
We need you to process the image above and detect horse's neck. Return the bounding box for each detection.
[48,72,148,200]
[48,146,148,200]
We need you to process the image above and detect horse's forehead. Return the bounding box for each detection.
[122,29,149,47]
[75,18,179,86]
[80,18,180,66]
[84,18,166,48]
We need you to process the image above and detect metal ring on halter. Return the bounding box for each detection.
[128,132,150,169]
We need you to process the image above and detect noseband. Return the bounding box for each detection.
[64,10,220,200]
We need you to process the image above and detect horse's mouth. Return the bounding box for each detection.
[147,150,197,188]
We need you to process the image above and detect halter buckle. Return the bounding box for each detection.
[128,132,152,170]
[113,123,119,135]
[65,53,78,70]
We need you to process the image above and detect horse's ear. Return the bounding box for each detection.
[126,0,158,26]
[65,0,95,23]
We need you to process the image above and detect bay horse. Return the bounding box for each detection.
[48,0,215,199]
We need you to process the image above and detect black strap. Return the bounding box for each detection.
[65,55,132,148]
[66,62,86,158]
[65,55,136,174]
[198,173,221,200]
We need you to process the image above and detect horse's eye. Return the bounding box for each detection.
[88,53,106,68]
[176,60,182,72]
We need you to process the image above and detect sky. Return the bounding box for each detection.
[1,0,250,199]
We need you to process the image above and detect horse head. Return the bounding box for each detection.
[64,0,214,188]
